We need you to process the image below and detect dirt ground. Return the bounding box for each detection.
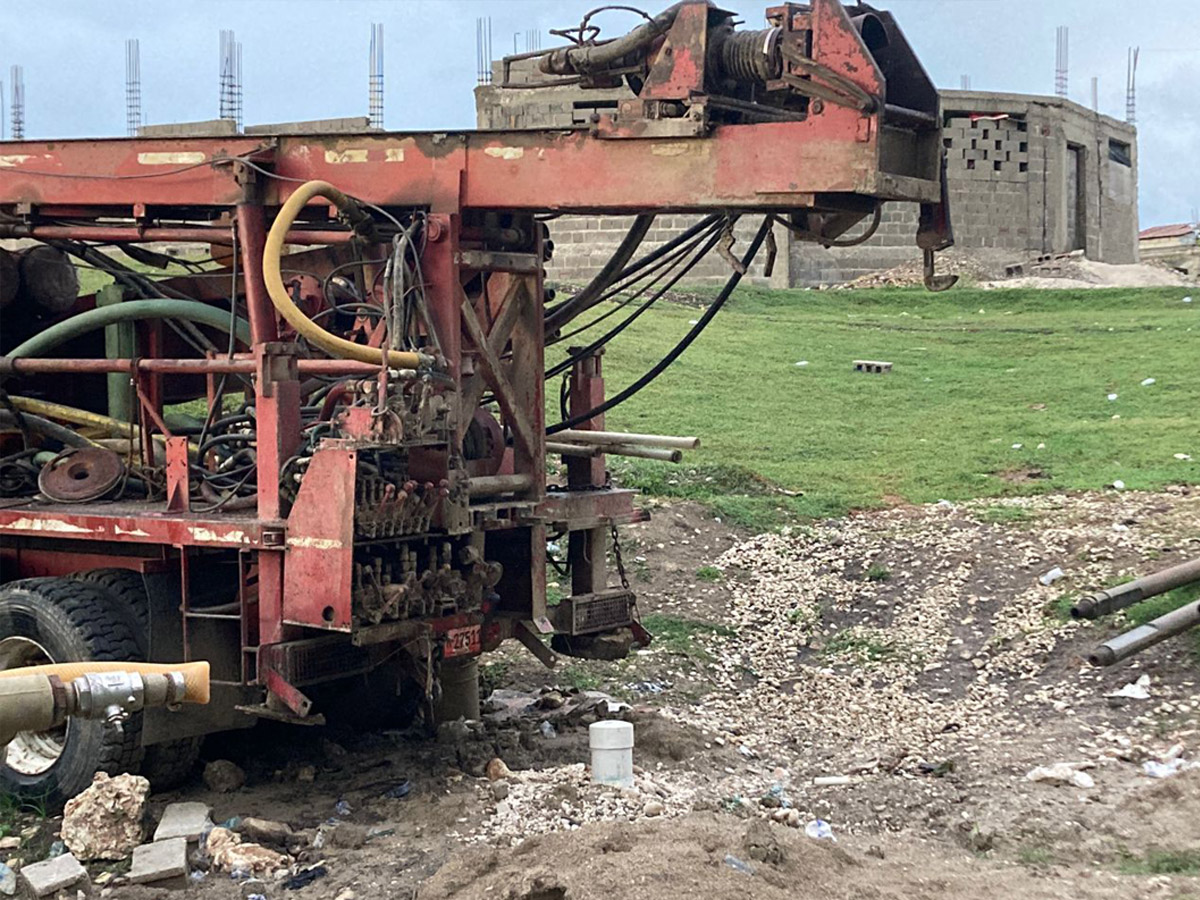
[15,488,1200,900]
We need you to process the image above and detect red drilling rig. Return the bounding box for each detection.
[0,0,953,804]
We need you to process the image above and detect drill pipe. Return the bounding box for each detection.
[1071,558,1200,620]
[1088,600,1200,667]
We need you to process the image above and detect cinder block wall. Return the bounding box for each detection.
[475,76,1139,286]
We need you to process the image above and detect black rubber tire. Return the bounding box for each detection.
[72,568,202,790]
[72,568,150,655]
[140,737,203,790]
[0,577,145,810]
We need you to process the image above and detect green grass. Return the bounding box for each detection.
[695,565,722,582]
[559,663,603,692]
[824,627,898,663]
[865,563,891,582]
[1124,583,1200,627]
[557,285,1198,525]
[642,613,736,660]
[978,505,1034,525]
[1118,848,1200,876]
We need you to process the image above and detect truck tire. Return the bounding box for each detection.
[0,577,144,809]
[72,568,202,790]
[73,568,150,654]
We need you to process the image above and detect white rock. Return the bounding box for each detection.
[61,772,149,861]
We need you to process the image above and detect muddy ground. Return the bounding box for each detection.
[14,488,1200,900]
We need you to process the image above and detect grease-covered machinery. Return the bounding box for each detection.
[0,0,954,804]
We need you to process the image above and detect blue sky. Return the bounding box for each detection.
[1,0,1196,226]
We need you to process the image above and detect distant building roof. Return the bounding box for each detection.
[1139,223,1196,241]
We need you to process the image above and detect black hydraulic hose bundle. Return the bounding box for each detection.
[547,215,772,434]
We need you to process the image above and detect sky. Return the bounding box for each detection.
[0,0,1196,227]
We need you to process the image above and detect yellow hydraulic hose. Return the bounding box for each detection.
[7,396,198,453]
[0,660,211,705]
[262,180,431,369]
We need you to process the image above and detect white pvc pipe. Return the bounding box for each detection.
[589,720,634,787]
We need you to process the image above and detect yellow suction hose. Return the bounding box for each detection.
[262,180,431,369]
[0,660,211,704]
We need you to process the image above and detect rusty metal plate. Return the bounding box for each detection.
[37,448,125,503]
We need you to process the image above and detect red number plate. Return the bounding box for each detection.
[444,625,481,658]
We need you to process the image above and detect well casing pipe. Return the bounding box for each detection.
[1072,558,1200,619]
[1088,600,1200,667]
[553,429,699,450]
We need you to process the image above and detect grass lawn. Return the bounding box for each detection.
[548,284,1198,527]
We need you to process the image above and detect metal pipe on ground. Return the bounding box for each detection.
[1088,600,1200,667]
[553,429,699,450]
[1072,558,1200,619]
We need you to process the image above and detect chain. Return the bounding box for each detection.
[610,520,630,591]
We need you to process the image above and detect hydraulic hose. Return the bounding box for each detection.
[262,180,431,369]
[5,300,251,361]
[0,411,97,449]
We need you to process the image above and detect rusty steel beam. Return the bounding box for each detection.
[0,357,389,376]
[0,224,357,245]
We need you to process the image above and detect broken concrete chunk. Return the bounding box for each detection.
[153,801,212,843]
[18,853,88,898]
[127,837,188,885]
[61,771,149,861]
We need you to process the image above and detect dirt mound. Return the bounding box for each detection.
[419,813,1170,900]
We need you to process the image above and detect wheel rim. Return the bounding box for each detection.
[0,636,68,776]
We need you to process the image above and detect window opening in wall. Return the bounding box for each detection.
[1108,139,1132,167]
[1066,143,1087,252]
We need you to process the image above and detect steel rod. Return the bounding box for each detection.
[467,473,534,498]
[553,428,699,450]
[1088,600,1200,667]
[1072,558,1200,619]
[0,225,357,246]
[1,356,388,376]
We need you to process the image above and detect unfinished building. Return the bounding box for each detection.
[478,71,1139,286]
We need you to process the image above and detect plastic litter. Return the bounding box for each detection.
[334,799,352,817]
[1011,443,1023,450]
[1107,393,1118,401]
[723,854,754,875]
[283,866,328,891]
[1184,296,1193,303]
[1112,480,1126,490]
[1143,758,1199,779]
[1141,377,1156,386]
[1175,453,1193,461]
[0,862,16,897]
[1039,567,1065,586]
[936,499,955,510]
[381,780,411,800]
[1108,674,1151,700]
[805,819,835,840]
[46,840,65,858]
[1025,763,1095,789]
[794,360,809,367]
[539,721,557,738]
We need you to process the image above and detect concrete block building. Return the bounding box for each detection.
[477,71,1139,287]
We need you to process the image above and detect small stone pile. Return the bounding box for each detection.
[470,762,697,844]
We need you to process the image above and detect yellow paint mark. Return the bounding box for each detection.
[0,154,35,168]
[385,148,405,163]
[324,149,369,164]
[484,146,524,161]
[137,151,206,165]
